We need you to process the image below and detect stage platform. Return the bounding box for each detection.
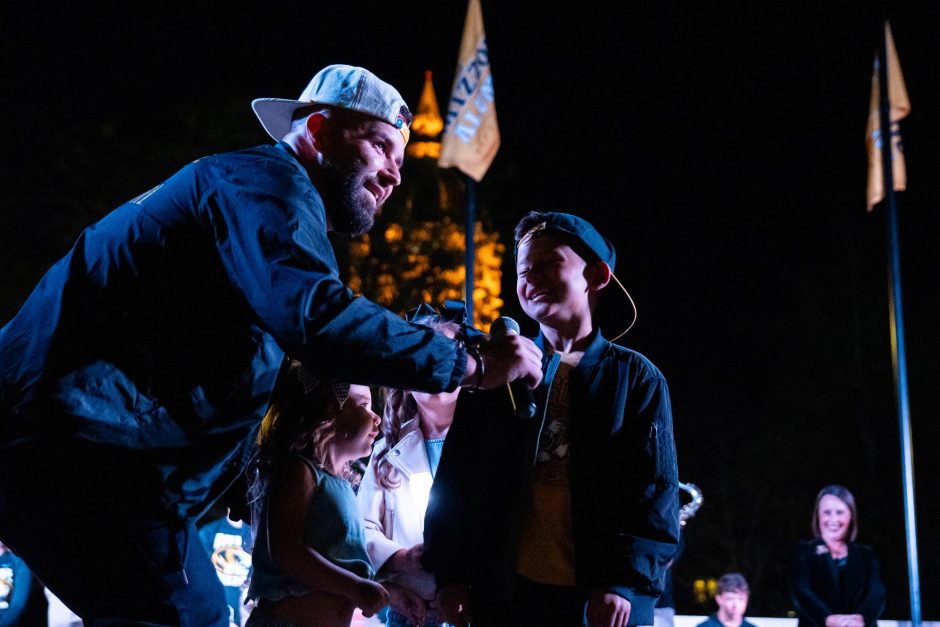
[352,611,938,627]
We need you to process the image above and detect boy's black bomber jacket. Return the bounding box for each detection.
[422,329,681,625]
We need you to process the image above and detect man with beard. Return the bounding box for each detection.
[0,65,542,626]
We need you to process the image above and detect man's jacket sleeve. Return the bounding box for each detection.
[203,174,466,393]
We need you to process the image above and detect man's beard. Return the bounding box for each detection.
[319,157,376,237]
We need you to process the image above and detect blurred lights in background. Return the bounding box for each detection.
[693,578,718,605]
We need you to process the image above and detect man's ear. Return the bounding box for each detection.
[586,261,612,292]
[305,113,329,152]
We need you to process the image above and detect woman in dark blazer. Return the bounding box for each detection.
[792,485,885,627]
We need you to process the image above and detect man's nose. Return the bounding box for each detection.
[379,159,401,187]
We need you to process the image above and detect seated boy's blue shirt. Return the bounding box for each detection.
[0,143,464,523]
[697,614,758,627]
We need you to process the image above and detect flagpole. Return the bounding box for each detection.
[877,25,921,627]
[439,0,498,325]
[464,176,476,323]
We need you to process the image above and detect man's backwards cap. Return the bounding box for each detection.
[252,64,413,144]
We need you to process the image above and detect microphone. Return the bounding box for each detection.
[490,316,537,419]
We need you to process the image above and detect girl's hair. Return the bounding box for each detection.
[246,358,355,534]
[811,484,858,542]
[374,318,461,491]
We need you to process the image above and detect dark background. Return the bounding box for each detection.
[3,0,938,618]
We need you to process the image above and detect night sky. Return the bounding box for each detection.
[4,0,939,618]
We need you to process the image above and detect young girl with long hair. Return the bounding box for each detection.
[246,359,387,627]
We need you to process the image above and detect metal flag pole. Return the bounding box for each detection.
[464,176,477,323]
[877,23,921,627]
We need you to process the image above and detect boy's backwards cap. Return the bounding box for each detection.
[516,212,638,341]
[516,212,616,272]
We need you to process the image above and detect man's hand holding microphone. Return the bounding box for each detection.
[460,317,542,416]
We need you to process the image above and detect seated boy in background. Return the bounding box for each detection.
[697,573,756,627]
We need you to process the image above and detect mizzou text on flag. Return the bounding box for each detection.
[866,21,910,212]
[439,0,500,181]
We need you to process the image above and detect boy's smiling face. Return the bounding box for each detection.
[516,232,594,328]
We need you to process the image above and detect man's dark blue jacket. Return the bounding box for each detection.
[0,143,466,523]
[422,330,680,625]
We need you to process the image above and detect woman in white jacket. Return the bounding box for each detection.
[358,306,464,627]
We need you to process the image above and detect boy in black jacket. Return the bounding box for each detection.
[423,212,680,627]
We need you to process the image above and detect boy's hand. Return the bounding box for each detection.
[586,590,631,627]
[469,334,543,390]
[355,579,390,617]
[437,583,472,626]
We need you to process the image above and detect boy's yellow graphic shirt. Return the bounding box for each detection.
[515,350,583,586]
